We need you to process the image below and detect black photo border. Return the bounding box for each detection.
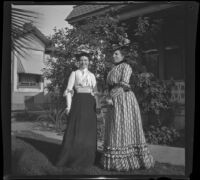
[2,1,199,179]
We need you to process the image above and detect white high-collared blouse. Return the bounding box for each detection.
[63,68,97,110]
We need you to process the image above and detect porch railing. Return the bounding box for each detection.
[170,80,185,104]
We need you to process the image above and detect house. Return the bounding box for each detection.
[65,2,196,130]
[11,23,52,111]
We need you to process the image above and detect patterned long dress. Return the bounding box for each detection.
[101,62,155,171]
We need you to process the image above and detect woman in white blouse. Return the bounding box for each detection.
[56,51,99,169]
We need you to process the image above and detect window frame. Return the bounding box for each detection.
[17,73,42,89]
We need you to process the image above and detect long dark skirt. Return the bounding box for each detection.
[56,92,97,168]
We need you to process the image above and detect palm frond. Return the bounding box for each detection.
[12,20,26,26]
[11,7,41,57]
[12,11,38,18]
[12,46,26,58]
[12,34,37,58]
[14,40,30,51]
[12,7,40,15]
[12,14,37,23]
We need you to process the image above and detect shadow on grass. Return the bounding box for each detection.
[16,136,103,167]
[17,136,61,165]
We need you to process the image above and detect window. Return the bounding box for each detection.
[163,18,185,81]
[164,48,184,80]
[143,52,159,78]
[18,73,42,89]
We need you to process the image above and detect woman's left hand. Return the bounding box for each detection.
[105,98,113,105]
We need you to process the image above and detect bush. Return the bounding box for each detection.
[131,74,175,118]
[172,129,185,148]
[36,107,68,132]
[96,94,111,142]
[144,125,181,146]
[13,111,40,122]
[97,116,105,142]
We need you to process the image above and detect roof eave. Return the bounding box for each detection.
[116,2,182,21]
[65,4,126,24]
[66,2,183,24]
[32,28,51,46]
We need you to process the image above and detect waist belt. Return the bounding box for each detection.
[75,87,92,93]
[109,83,131,92]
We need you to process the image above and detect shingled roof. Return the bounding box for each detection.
[65,2,181,24]
[66,5,111,21]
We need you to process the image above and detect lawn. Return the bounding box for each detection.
[11,133,185,176]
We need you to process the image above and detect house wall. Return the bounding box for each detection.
[123,6,186,130]
[12,33,49,111]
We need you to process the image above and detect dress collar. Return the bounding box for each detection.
[79,68,88,72]
[114,60,126,66]
[79,68,88,75]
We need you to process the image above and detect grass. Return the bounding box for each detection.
[11,133,185,176]
[12,111,42,122]
[13,110,185,148]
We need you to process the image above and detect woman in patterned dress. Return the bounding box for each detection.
[56,50,99,169]
[101,46,155,171]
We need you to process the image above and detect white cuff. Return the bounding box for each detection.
[63,89,74,97]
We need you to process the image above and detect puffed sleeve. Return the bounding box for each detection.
[63,71,75,110]
[91,73,97,89]
[91,73,101,109]
[91,73,97,95]
[121,63,132,85]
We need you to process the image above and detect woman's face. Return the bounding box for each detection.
[113,50,124,63]
[79,56,89,69]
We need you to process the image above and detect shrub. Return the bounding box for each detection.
[36,107,68,132]
[144,125,181,146]
[97,115,105,142]
[13,111,40,122]
[172,129,185,148]
[131,73,175,118]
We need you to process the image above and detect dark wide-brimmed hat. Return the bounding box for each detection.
[75,50,92,60]
[112,43,130,51]
[74,44,93,60]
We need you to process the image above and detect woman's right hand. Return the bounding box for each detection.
[65,107,70,115]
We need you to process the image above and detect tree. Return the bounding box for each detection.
[43,12,174,119]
